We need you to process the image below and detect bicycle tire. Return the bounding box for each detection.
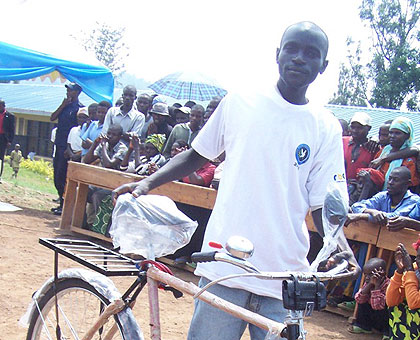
[26,277,125,340]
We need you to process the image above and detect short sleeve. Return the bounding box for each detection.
[191,96,227,160]
[306,116,348,208]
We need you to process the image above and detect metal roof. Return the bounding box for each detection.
[0,83,123,117]
[326,104,420,145]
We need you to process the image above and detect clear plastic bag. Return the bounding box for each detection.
[310,182,359,274]
[110,194,198,259]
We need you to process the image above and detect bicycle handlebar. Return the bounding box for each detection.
[190,251,217,263]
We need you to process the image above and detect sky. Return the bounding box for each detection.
[1,0,371,105]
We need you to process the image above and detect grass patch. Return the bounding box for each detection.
[1,159,56,195]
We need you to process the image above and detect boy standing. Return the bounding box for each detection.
[349,257,390,338]
[9,143,22,178]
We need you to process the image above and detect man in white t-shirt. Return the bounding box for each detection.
[113,21,347,339]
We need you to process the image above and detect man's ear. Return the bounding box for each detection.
[319,59,328,74]
[275,48,280,64]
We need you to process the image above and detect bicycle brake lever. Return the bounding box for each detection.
[162,285,183,299]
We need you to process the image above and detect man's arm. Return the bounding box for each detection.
[112,148,209,202]
[51,98,70,121]
[101,143,121,170]
[82,138,100,164]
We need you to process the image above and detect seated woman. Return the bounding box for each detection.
[386,240,420,340]
[135,134,166,176]
[356,117,420,202]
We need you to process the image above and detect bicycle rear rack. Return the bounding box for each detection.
[40,238,140,276]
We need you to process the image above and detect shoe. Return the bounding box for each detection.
[52,207,62,216]
[347,325,372,334]
[338,300,356,312]
[52,198,60,203]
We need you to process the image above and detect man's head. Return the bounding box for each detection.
[378,122,391,147]
[189,105,205,130]
[136,94,153,115]
[88,103,98,121]
[363,257,386,278]
[14,143,20,151]
[76,107,90,126]
[174,106,191,125]
[0,99,5,112]
[205,96,222,122]
[349,112,371,142]
[97,101,111,124]
[387,166,412,197]
[184,100,196,109]
[107,124,123,147]
[121,85,137,109]
[276,22,329,95]
[65,83,82,101]
[150,103,170,126]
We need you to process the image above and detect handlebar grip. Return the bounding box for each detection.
[191,251,217,263]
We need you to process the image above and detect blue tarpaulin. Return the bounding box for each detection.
[0,41,114,103]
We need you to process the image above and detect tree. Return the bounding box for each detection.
[74,22,129,81]
[330,0,420,110]
[329,39,369,107]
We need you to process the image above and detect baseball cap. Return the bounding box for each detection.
[150,103,170,116]
[65,82,82,92]
[350,112,371,127]
[174,106,191,115]
[77,107,89,117]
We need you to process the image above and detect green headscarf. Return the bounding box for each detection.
[145,134,166,152]
[380,116,414,189]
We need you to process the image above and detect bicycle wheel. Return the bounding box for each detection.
[26,278,125,340]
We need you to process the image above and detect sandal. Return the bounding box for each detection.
[338,300,356,311]
[347,325,372,334]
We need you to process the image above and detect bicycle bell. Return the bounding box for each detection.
[225,236,254,259]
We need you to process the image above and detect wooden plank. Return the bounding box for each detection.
[73,183,89,228]
[70,226,112,242]
[66,162,217,209]
[376,227,419,256]
[305,214,380,245]
[60,180,78,230]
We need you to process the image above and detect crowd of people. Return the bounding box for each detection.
[0,20,419,340]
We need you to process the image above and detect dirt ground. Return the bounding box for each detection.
[0,182,382,340]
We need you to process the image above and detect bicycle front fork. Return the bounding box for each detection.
[281,311,306,340]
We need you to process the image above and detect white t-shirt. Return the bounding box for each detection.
[191,84,347,299]
[67,126,83,152]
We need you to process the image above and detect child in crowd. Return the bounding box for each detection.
[65,107,90,162]
[348,257,390,339]
[386,240,420,340]
[9,143,23,178]
[119,133,146,172]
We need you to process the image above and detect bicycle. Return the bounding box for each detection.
[23,236,355,340]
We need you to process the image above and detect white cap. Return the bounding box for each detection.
[350,112,372,127]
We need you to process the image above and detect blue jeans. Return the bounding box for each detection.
[187,277,288,340]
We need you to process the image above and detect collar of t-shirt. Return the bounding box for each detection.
[117,106,136,118]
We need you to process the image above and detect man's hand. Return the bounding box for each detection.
[345,213,362,226]
[369,210,388,226]
[387,216,409,232]
[396,243,414,271]
[365,139,380,155]
[112,180,150,205]
[369,158,384,169]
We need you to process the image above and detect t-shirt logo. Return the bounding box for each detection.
[295,144,310,165]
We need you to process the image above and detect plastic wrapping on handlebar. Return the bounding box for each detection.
[191,251,217,263]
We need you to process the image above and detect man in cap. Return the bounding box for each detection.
[102,85,145,143]
[114,21,348,339]
[0,99,15,183]
[343,112,376,182]
[146,103,173,139]
[162,105,204,159]
[50,82,84,214]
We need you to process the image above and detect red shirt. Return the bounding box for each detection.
[0,110,5,134]
[343,136,375,180]
[182,162,216,187]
